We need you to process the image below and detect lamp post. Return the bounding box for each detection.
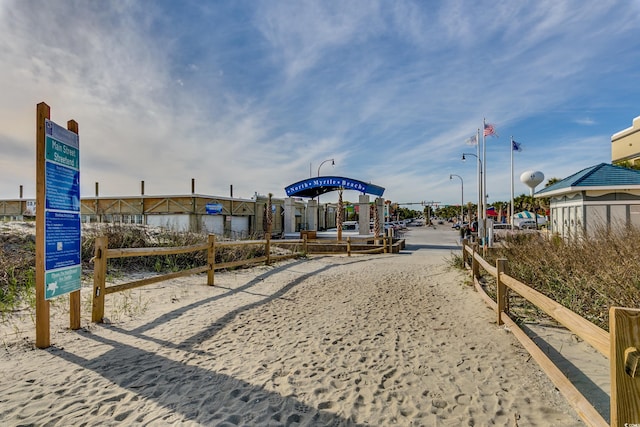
[449,174,464,226]
[316,158,335,230]
[462,152,482,235]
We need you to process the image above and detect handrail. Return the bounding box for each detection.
[105,243,209,258]
[461,239,639,427]
[499,272,609,357]
[92,235,399,323]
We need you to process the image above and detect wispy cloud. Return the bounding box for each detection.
[0,1,639,205]
[574,117,596,126]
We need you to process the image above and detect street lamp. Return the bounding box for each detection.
[317,158,335,230]
[462,152,483,237]
[449,174,464,226]
[317,158,335,177]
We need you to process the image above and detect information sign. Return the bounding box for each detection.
[206,203,223,214]
[45,211,81,270]
[44,119,81,300]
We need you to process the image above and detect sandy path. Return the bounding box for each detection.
[0,227,584,426]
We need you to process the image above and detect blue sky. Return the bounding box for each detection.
[2,1,640,207]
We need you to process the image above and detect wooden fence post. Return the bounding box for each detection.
[91,236,108,323]
[471,243,479,282]
[207,234,215,286]
[462,238,468,267]
[610,307,640,427]
[347,237,351,257]
[496,258,508,326]
[383,236,387,254]
[303,234,308,254]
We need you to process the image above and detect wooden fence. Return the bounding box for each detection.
[91,235,400,323]
[462,239,640,427]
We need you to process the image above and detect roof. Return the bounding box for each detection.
[535,163,640,197]
[514,211,545,219]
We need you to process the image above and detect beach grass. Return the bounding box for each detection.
[0,223,269,316]
[480,224,640,331]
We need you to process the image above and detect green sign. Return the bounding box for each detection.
[45,266,82,300]
[45,136,79,169]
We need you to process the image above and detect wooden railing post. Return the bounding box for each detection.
[383,236,388,253]
[91,236,108,323]
[610,307,640,427]
[303,234,308,254]
[462,238,468,267]
[207,234,215,286]
[347,237,351,256]
[496,258,508,326]
[471,243,479,282]
[266,235,271,265]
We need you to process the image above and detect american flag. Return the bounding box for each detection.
[484,123,496,137]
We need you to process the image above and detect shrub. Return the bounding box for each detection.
[482,225,640,330]
[1,223,272,316]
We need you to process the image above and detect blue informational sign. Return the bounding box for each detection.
[45,119,79,150]
[206,203,223,214]
[45,162,80,211]
[45,211,81,271]
[44,119,81,300]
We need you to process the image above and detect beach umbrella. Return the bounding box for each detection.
[514,210,543,219]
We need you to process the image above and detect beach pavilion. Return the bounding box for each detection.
[283,176,385,236]
[534,163,640,238]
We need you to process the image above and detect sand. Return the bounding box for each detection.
[0,226,600,426]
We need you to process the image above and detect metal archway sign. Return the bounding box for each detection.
[285,176,385,198]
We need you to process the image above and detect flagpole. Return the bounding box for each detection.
[510,136,515,231]
[482,118,487,245]
[476,128,481,230]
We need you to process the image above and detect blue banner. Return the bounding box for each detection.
[206,203,223,214]
[285,176,385,198]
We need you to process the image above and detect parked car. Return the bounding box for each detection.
[516,220,537,230]
[492,223,511,230]
[328,221,359,232]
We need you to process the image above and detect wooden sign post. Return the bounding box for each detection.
[35,103,50,348]
[35,102,81,349]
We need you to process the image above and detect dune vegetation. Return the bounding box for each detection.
[0,223,267,317]
[476,224,640,331]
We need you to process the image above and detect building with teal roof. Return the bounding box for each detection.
[535,163,640,238]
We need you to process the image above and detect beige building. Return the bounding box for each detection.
[0,194,292,239]
[612,115,640,166]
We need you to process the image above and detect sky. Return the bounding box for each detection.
[2,1,640,208]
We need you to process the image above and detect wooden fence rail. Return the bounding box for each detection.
[91,235,302,323]
[91,235,398,323]
[462,240,640,427]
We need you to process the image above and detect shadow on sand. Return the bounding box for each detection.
[51,257,374,426]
